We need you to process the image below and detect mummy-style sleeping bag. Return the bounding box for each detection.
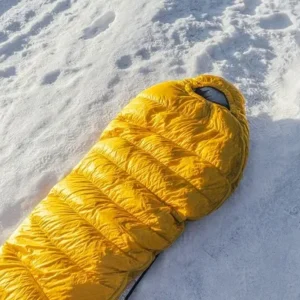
[0,75,249,300]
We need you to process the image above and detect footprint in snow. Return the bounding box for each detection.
[240,0,262,15]
[5,21,21,32]
[115,47,153,70]
[107,75,120,88]
[115,48,155,75]
[135,48,151,60]
[41,70,61,85]
[25,10,36,22]
[82,11,116,40]
[0,66,16,78]
[259,13,293,30]
[116,55,132,69]
[52,0,71,15]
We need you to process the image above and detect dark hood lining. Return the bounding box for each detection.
[194,86,230,110]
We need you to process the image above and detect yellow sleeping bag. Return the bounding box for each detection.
[0,75,249,300]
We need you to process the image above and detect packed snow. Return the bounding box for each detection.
[1,0,300,299]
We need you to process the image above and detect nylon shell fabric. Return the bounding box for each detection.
[0,75,249,300]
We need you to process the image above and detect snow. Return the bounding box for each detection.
[1,0,300,299]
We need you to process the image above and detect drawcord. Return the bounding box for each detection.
[125,255,159,300]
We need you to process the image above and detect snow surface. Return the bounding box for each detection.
[1,0,300,299]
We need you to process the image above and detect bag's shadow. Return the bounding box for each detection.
[126,113,300,299]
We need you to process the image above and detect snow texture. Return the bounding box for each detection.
[1,0,300,299]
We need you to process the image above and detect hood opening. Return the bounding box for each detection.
[194,86,230,110]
